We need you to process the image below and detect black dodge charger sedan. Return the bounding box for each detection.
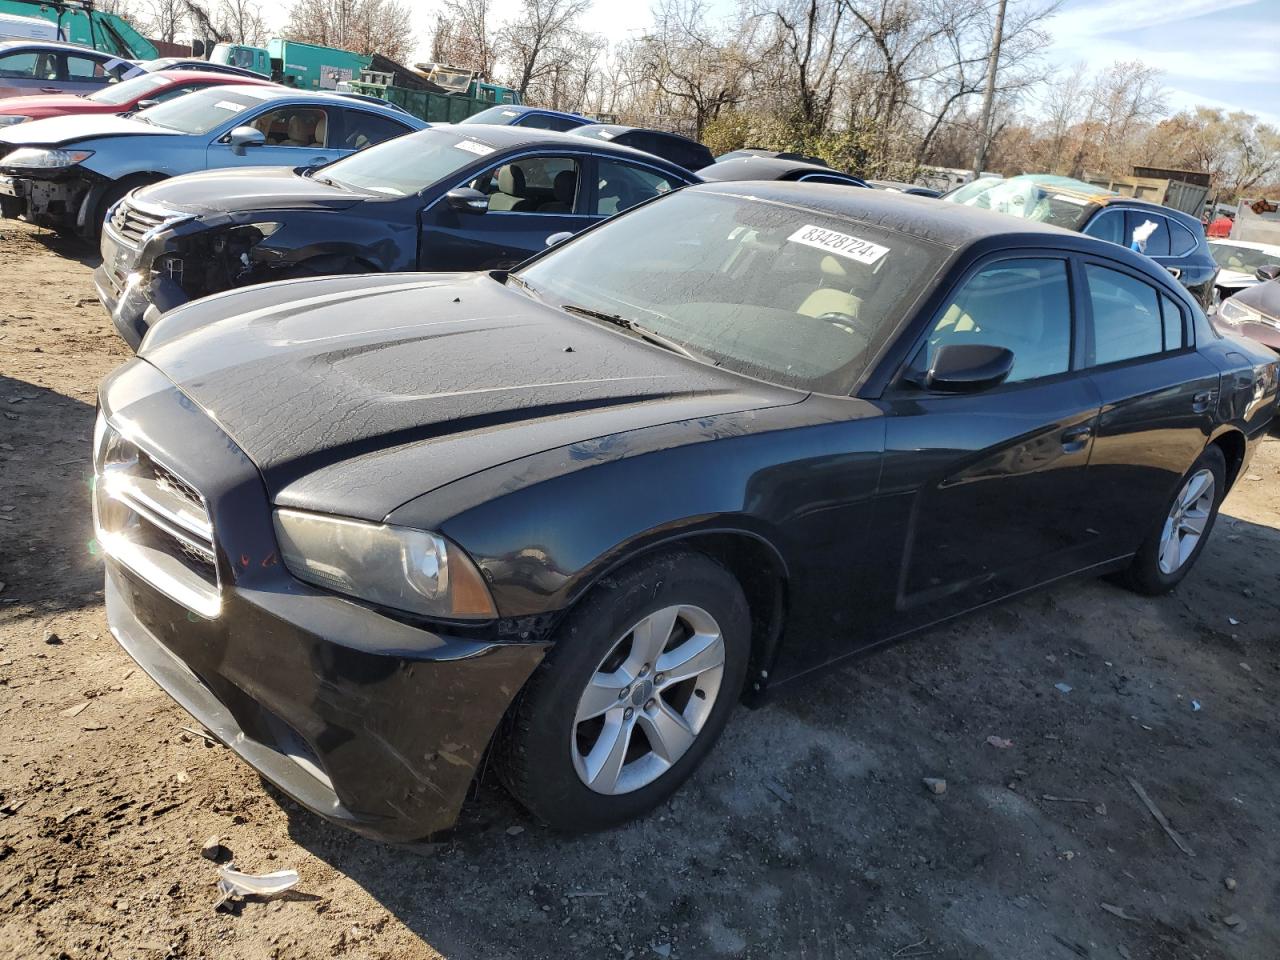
[94,184,1278,841]
[94,124,697,350]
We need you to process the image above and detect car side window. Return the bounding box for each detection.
[1085,264,1164,365]
[798,173,856,185]
[248,107,329,148]
[1126,212,1171,256]
[1169,220,1199,257]
[922,258,1073,384]
[0,52,43,79]
[153,83,201,103]
[470,156,581,213]
[594,158,676,215]
[1082,209,1125,246]
[66,54,111,82]
[339,110,410,151]
[1160,293,1185,350]
[516,112,580,132]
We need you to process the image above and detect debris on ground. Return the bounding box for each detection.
[505,826,524,836]
[986,736,1014,749]
[1126,775,1195,858]
[1100,902,1140,921]
[1224,877,1237,891]
[43,630,62,645]
[179,726,217,746]
[213,866,300,911]
[200,836,227,862]
[765,779,794,803]
[60,701,91,718]
[1054,682,1073,694]
[922,777,947,795]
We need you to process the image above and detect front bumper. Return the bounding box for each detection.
[98,360,547,841]
[0,169,92,230]
[96,216,194,352]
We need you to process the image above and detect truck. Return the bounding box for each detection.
[209,38,371,90]
[345,62,520,124]
[0,0,156,59]
[1083,167,1211,217]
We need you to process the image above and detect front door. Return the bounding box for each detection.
[207,105,347,170]
[418,153,594,271]
[878,255,1105,629]
[1076,258,1221,555]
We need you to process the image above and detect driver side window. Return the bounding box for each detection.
[922,258,1073,384]
[248,107,329,148]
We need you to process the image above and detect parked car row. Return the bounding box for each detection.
[4,65,1279,844]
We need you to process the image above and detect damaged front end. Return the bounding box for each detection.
[95,198,282,350]
[0,146,105,233]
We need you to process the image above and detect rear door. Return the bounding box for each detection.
[61,51,115,95]
[1077,257,1220,556]
[206,104,345,169]
[878,253,1105,628]
[417,152,594,270]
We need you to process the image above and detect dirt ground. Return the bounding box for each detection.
[1,216,1279,960]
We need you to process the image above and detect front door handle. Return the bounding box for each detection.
[1061,425,1092,450]
[40,86,61,93]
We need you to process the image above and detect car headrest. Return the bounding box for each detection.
[287,114,311,142]
[498,164,526,196]
[312,114,326,144]
[553,169,577,203]
[820,255,848,280]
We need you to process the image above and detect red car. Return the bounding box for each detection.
[0,70,276,127]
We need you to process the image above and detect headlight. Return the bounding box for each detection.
[273,508,497,620]
[1217,299,1259,326]
[0,115,30,126]
[2,147,95,169]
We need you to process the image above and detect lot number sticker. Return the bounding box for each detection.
[788,225,889,265]
[214,100,246,113]
[455,139,495,156]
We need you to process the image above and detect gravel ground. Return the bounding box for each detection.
[2,217,1279,960]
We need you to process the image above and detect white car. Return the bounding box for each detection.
[1210,239,1280,301]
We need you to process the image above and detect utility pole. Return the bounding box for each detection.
[973,0,1007,178]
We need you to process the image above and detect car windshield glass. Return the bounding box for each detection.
[1212,243,1280,271]
[460,106,523,124]
[943,176,1104,230]
[318,129,485,196]
[87,72,168,105]
[515,191,946,393]
[134,88,264,134]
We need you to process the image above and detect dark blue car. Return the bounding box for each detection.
[460,104,588,132]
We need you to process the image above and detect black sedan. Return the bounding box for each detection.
[460,104,588,132]
[700,155,868,187]
[94,124,697,349]
[94,184,1277,841]
[570,123,713,171]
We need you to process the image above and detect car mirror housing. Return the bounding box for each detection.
[924,343,1015,393]
[228,125,266,155]
[446,187,489,214]
[545,231,573,247]
[133,99,158,112]
[1255,263,1280,282]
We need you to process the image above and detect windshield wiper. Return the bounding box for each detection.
[561,303,706,362]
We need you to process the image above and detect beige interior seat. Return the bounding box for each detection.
[797,255,862,318]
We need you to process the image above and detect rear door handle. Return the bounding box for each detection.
[1061,425,1092,450]
[1192,390,1213,412]
[1166,265,1182,280]
[40,87,61,93]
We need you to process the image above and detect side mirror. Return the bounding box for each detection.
[227,125,265,156]
[1255,264,1280,282]
[133,99,158,112]
[545,231,573,247]
[924,343,1015,393]
[446,187,489,214]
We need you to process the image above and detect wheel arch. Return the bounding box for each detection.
[1208,427,1246,490]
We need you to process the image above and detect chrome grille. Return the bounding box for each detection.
[109,200,170,246]
[93,414,220,617]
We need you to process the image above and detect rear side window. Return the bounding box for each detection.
[339,110,410,151]
[1160,294,1185,350]
[66,54,110,81]
[1169,220,1200,257]
[1126,211,1171,256]
[518,112,581,132]
[1082,210,1124,245]
[925,258,1073,383]
[594,158,676,215]
[1085,264,1163,365]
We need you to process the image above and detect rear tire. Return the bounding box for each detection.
[497,549,750,832]
[1117,445,1226,595]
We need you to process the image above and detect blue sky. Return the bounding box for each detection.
[390,0,1279,124]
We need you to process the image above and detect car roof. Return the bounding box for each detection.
[0,39,122,57]
[692,180,1093,250]
[148,69,274,85]
[425,123,696,171]
[199,83,406,108]
[699,155,843,181]
[573,123,700,145]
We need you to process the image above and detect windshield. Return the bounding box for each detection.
[515,190,945,393]
[1212,243,1280,272]
[87,72,168,105]
[318,128,488,197]
[461,106,523,125]
[135,88,264,134]
[943,175,1109,231]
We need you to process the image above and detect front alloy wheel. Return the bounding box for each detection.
[498,550,750,832]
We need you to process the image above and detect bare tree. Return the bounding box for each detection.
[285,0,415,61]
[217,0,268,45]
[146,0,187,43]
[431,0,496,75]
[496,0,592,100]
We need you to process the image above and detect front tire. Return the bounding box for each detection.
[498,549,750,832]
[1118,444,1226,595]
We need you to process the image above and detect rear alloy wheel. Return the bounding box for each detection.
[498,550,750,831]
[1118,444,1226,595]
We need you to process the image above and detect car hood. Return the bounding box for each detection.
[134,166,365,214]
[0,94,115,116]
[0,112,175,148]
[1216,268,1258,291]
[140,272,803,520]
[1232,277,1280,319]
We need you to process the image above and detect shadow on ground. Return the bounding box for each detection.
[276,511,1280,960]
